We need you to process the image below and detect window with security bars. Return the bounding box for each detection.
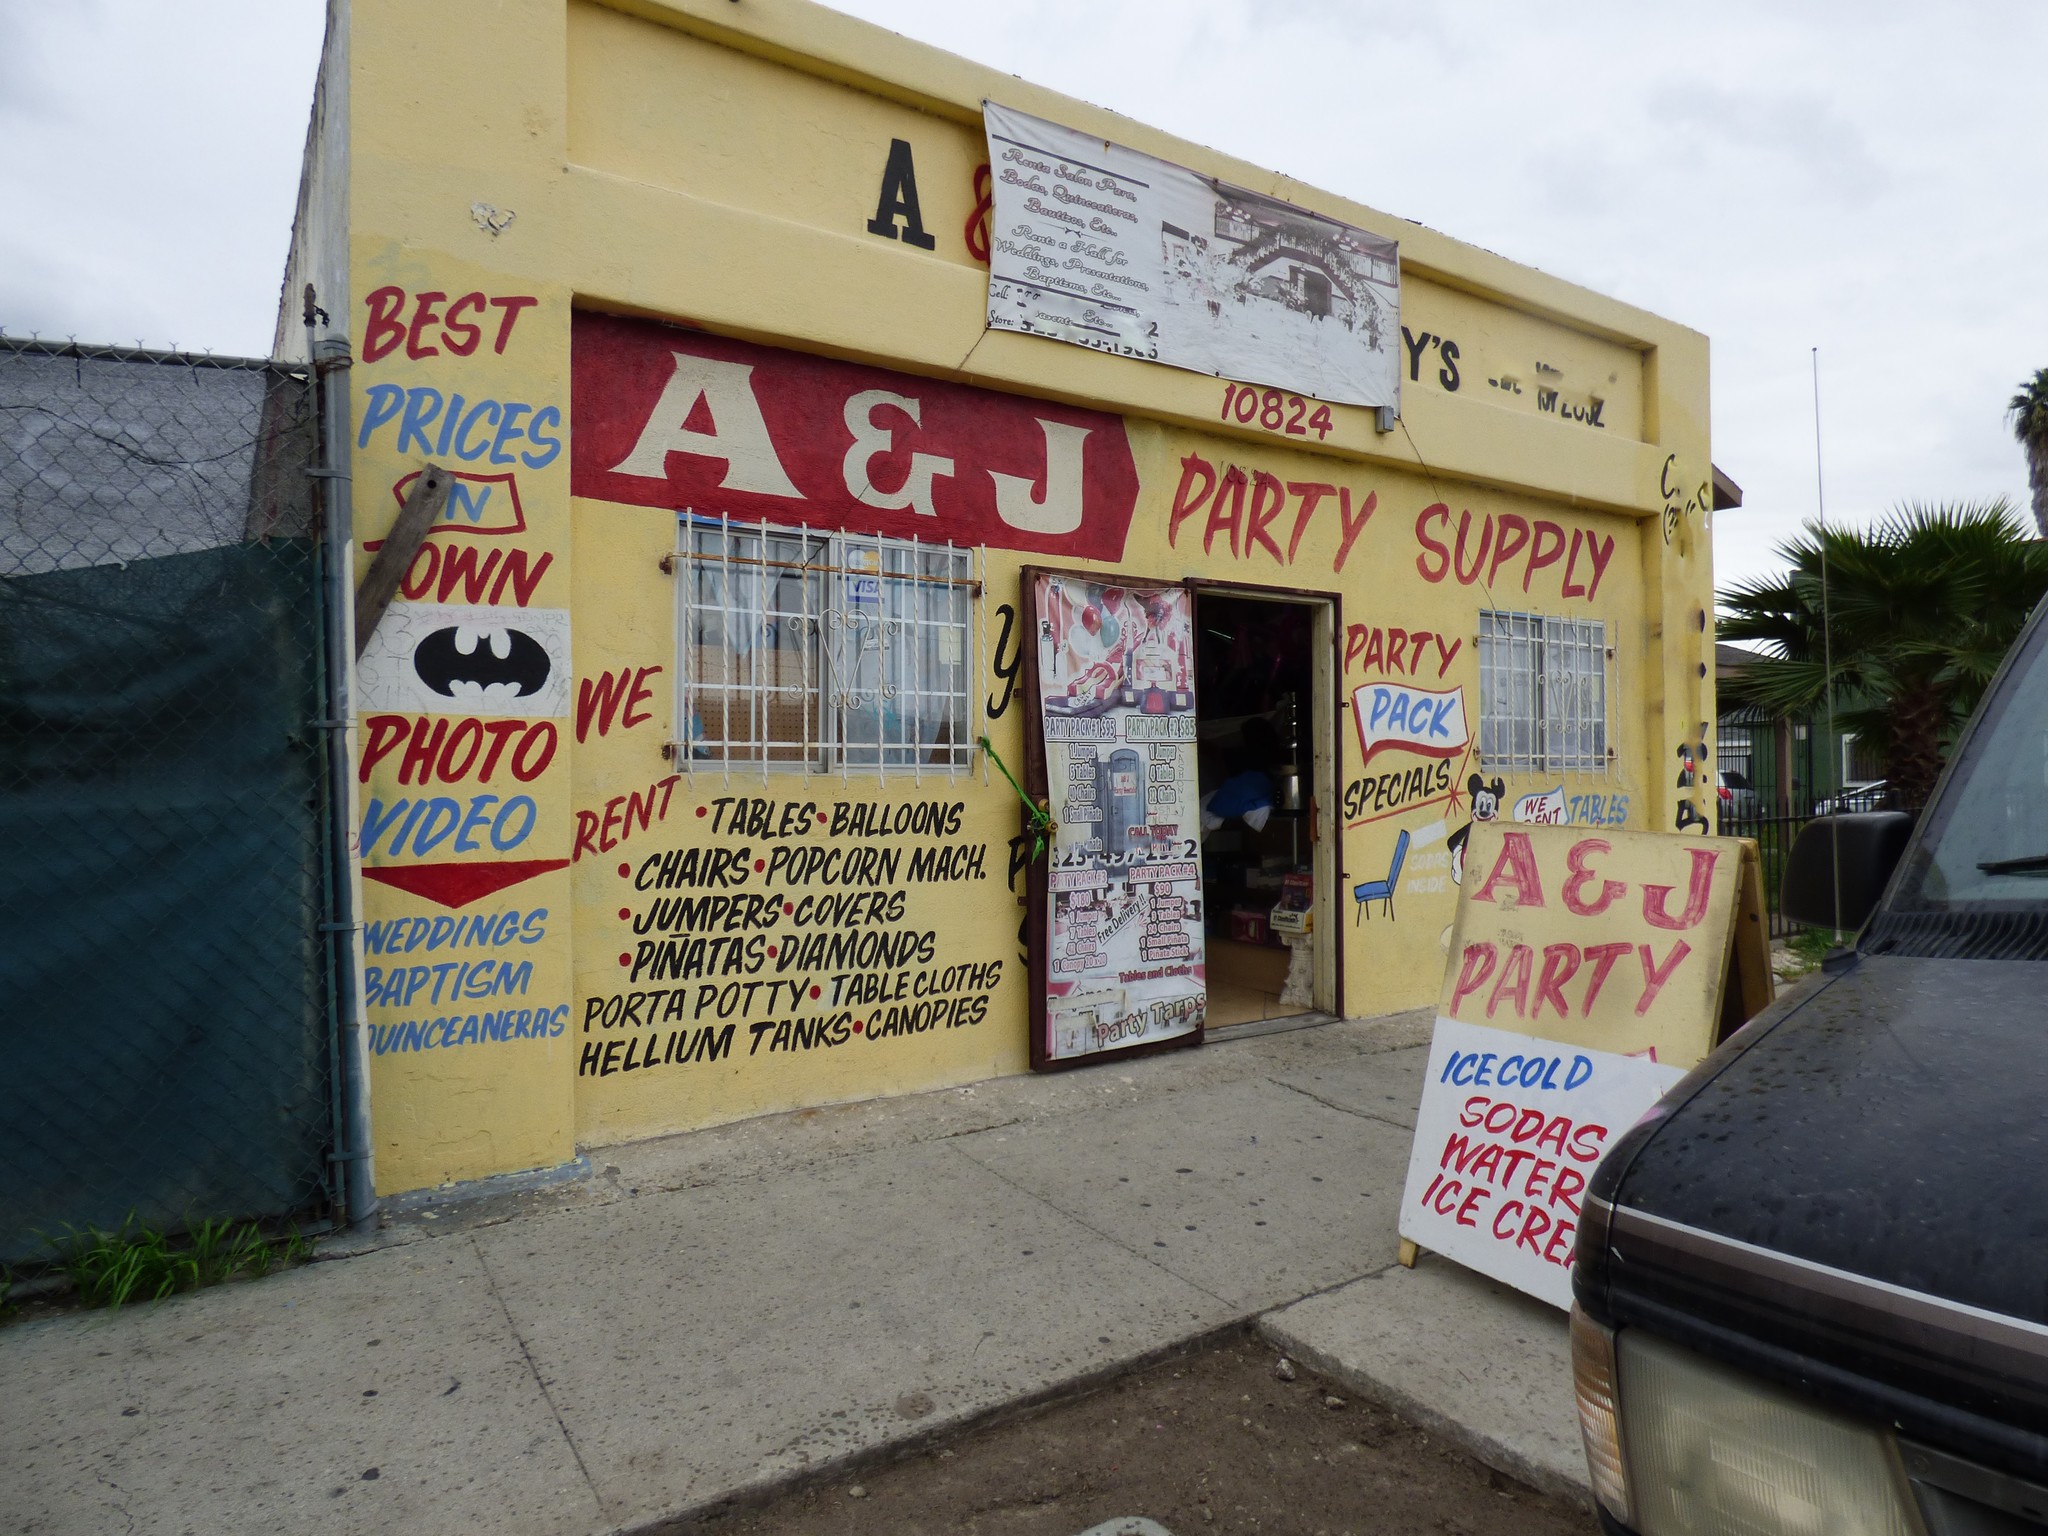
[671,516,977,772]
[1477,611,1610,773]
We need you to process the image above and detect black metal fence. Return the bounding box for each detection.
[1715,806,1811,939]
[1717,795,1922,939]
[0,339,341,1264]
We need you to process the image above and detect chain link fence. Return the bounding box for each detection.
[0,339,341,1265]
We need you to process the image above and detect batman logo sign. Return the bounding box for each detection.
[413,623,552,706]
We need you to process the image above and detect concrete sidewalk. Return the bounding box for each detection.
[2,1010,1585,1534]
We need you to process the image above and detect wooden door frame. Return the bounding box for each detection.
[1184,576,1345,1020]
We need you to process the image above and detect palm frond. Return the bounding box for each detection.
[1714,496,2048,802]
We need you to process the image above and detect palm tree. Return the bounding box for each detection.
[1718,499,2048,807]
[2011,368,2048,536]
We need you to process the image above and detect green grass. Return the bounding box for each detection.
[44,1216,314,1310]
[1778,925,1843,977]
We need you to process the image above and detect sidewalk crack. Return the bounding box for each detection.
[942,1141,1235,1309]
[1265,1075,1415,1132]
[472,1234,606,1515]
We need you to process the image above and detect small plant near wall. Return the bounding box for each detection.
[40,1216,314,1311]
[1779,926,1839,978]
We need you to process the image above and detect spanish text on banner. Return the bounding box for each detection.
[983,103,1400,409]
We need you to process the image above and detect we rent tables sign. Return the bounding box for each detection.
[1398,823,1745,1309]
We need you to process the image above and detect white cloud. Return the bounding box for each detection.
[4,0,2041,591]
[0,2,324,355]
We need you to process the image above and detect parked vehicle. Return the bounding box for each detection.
[1572,599,2048,1534]
[1811,778,1890,815]
[1715,768,1758,820]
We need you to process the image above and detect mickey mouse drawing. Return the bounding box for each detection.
[1447,772,1505,885]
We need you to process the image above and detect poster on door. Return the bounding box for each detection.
[1035,573,1205,1063]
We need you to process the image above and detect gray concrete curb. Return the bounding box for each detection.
[1257,1266,1591,1508]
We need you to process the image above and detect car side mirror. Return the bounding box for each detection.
[1781,812,1914,933]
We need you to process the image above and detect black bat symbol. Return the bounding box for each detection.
[413,626,551,698]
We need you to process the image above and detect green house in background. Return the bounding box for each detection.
[1715,642,1885,820]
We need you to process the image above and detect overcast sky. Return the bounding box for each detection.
[2,1,2040,592]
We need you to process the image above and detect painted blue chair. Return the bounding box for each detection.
[1353,828,1410,922]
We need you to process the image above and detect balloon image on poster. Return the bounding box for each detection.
[1035,574,1204,1062]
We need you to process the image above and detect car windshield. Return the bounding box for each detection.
[1888,611,2048,912]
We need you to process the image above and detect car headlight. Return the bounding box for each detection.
[1616,1328,1919,1536]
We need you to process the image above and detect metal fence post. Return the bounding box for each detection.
[311,322,378,1228]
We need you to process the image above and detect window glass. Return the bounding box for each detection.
[1889,618,2048,911]
[1478,610,1609,773]
[675,518,974,771]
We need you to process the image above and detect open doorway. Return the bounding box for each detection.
[1193,588,1336,1027]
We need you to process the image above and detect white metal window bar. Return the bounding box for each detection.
[667,513,977,777]
[1477,610,1610,774]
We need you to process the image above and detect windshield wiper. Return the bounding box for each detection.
[1976,854,2048,875]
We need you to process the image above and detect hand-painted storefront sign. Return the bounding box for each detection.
[1165,452,1377,573]
[349,258,577,1093]
[1344,622,1461,678]
[1507,785,1634,829]
[362,859,571,908]
[1400,823,1755,1308]
[1444,824,1742,1049]
[1036,574,1204,1063]
[358,602,571,718]
[1414,506,1615,603]
[361,286,539,362]
[1351,682,1469,769]
[582,793,1005,1080]
[569,314,1140,560]
[376,469,527,541]
[1400,1015,1681,1309]
[982,103,1399,409]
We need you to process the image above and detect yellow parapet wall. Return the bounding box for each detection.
[292,0,1716,1194]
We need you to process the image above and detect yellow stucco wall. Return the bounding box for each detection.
[330,0,1716,1194]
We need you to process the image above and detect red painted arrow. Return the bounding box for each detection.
[361,857,571,908]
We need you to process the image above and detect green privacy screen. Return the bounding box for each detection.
[0,343,336,1262]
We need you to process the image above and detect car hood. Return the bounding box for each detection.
[1601,954,2048,1447]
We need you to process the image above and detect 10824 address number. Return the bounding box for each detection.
[1219,383,1335,441]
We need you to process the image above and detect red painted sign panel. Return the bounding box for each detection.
[571,313,1140,560]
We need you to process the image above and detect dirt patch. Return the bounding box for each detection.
[685,1330,1593,1535]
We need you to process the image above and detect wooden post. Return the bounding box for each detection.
[1398,1238,1419,1268]
[354,464,454,658]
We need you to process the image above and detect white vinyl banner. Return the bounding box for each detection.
[983,103,1401,409]
[1398,1017,1683,1310]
